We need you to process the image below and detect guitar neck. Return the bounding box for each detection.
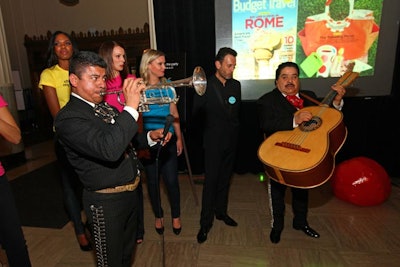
[336,71,360,88]
[321,71,359,105]
[321,90,337,106]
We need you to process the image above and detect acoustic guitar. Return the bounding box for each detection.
[257,66,358,188]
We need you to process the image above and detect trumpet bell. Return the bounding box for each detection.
[148,66,207,96]
[192,66,207,96]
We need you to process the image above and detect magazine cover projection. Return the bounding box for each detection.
[232,0,382,80]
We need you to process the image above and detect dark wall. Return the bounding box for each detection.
[339,96,400,176]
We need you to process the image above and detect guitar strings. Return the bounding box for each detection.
[286,105,329,148]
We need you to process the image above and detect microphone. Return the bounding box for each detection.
[156,114,174,158]
[160,114,174,144]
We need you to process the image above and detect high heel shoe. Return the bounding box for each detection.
[155,218,164,235]
[173,226,181,235]
[136,230,144,244]
[80,243,92,251]
[172,218,182,235]
[155,226,164,235]
[136,236,144,244]
[77,233,92,251]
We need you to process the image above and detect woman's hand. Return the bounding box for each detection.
[176,139,183,156]
[149,129,172,145]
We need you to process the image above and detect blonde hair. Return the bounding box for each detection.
[139,49,167,84]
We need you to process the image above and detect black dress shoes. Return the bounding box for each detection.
[197,227,209,243]
[293,225,320,238]
[269,228,282,244]
[216,214,238,227]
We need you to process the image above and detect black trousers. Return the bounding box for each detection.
[200,136,237,229]
[144,138,180,219]
[268,179,309,231]
[0,174,31,267]
[54,139,85,236]
[83,189,138,267]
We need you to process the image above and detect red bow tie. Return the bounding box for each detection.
[286,95,304,109]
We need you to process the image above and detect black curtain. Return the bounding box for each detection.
[153,0,216,76]
[153,0,216,174]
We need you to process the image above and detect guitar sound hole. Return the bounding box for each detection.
[299,116,322,132]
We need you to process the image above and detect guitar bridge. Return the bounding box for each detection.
[275,142,310,153]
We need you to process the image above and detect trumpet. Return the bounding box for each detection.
[100,66,207,112]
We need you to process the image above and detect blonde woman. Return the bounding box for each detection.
[139,49,183,235]
[38,31,91,251]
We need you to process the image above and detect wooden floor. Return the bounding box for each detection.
[2,140,400,267]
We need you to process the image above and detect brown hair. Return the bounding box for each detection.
[98,40,129,84]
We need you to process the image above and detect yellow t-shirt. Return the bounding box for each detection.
[38,64,70,108]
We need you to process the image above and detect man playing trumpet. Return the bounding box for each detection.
[55,51,170,266]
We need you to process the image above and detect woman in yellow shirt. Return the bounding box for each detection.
[38,31,91,251]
